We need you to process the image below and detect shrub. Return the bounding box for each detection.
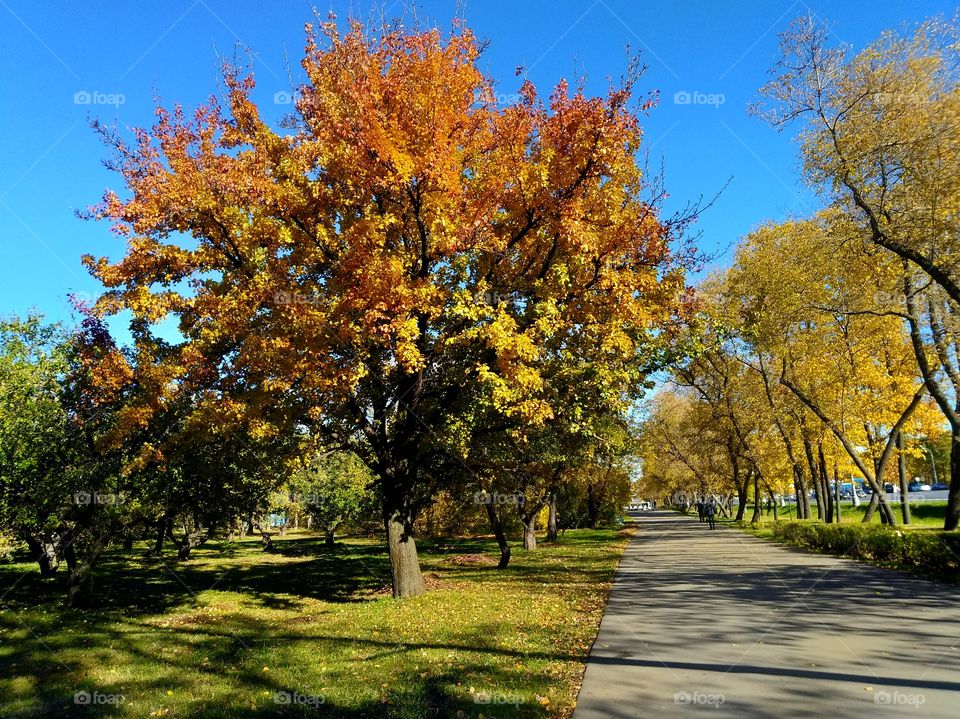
[0,533,15,562]
[770,521,960,581]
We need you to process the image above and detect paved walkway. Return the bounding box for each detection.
[573,511,960,718]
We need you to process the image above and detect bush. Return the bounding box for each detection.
[770,521,960,580]
[0,532,15,562]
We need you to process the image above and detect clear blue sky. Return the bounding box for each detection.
[1,0,954,337]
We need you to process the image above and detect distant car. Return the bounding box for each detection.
[883,483,900,493]
[932,482,949,491]
[908,483,932,492]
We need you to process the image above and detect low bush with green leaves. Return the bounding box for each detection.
[769,521,960,580]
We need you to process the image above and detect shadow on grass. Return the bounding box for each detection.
[0,563,574,718]
[0,536,394,615]
[0,527,628,719]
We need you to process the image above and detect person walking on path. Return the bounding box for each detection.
[696,499,705,523]
[705,497,716,529]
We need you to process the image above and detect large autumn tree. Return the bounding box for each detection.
[85,19,689,597]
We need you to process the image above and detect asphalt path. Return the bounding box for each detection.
[573,511,960,718]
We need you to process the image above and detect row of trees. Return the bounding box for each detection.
[641,16,960,531]
[0,309,637,605]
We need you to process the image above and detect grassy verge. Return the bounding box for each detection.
[735,500,948,527]
[0,526,632,718]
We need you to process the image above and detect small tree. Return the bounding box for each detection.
[293,452,374,546]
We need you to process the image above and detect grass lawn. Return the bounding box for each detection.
[725,499,949,532]
[0,527,631,718]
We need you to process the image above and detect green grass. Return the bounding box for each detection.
[725,500,948,529]
[0,527,631,718]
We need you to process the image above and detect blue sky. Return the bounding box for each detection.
[0,0,954,338]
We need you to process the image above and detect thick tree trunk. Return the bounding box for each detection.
[863,482,898,525]
[64,531,106,609]
[586,484,599,528]
[735,482,747,522]
[24,535,59,577]
[67,562,94,608]
[947,431,960,530]
[897,432,911,525]
[178,538,193,561]
[832,466,842,523]
[384,513,426,597]
[750,472,761,523]
[819,443,834,524]
[485,502,511,569]
[803,437,825,520]
[522,516,537,551]
[864,490,880,523]
[546,491,558,543]
[177,532,207,560]
[153,517,168,555]
[792,464,807,519]
[324,526,336,547]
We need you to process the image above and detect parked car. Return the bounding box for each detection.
[932,482,949,491]
[908,482,932,492]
